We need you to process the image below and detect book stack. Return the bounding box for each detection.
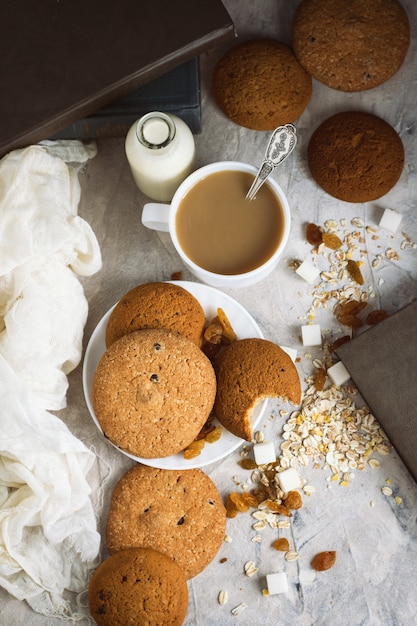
[0,0,235,157]
[51,58,202,139]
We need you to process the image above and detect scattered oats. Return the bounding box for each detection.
[254,430,265,443]
[266,513,280,527]
[252,535,263,543]
[218,590,228,605]
[277,346,391,483]
[372,254,384,268]
[321,271,337,283]
[285,550,299,562]
[303,485,315,496]
[262,588,269,596]
[394,496,402,505]
[277,520,291,529]
[224,534,232,543]
[351,217,364,228]
[366,226,377,234]
[370,500,376,507]
[325,219,339,230]
[251,469,262,483]
[376,444,390,455]
[382,486,393,497]
[231,602,247,616]
[400,232,417,250]
[339,480,350,487]
[385,247,400,261]
[368,458,380,469]
[253,520,267,530]
[244,561,259,577]
[252,510,268,521]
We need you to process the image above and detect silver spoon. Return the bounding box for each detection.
[246,124,297,201]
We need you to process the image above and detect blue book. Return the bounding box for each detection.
[51,58,201,139]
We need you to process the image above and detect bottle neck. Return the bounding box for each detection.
[136,112,176,150]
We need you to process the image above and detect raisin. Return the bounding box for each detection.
[366,309,388,325]
[328,336,351,352]
[335,299,366,327]
[203,319,223,344]
[229,491,250,512]
[265,499,292,516]
[183,439,205,459]
[205,426,222,443]
[337,313,363,328]
[216,307,237,343]
[273,537,290,552]
[311,551,336,571]
[346,259,364,285]
[225,495,238,518]
[306,222,323,245]
[241,491,259,508]
[314,367,327,391]
[283,491,303,510]
[336,299,366,316]
[322,231,343,250]
[239,458,258,470]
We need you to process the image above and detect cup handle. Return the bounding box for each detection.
[141,203,170,232]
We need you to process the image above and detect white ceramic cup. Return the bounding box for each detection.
[141,161,291,288]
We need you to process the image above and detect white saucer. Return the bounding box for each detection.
[82,281,268,469]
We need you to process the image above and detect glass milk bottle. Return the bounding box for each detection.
[125,111,195,201]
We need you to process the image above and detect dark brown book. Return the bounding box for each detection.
[336,300,417,483]
[0,0,235,157]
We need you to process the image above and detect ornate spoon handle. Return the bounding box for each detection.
[246,124,297,201]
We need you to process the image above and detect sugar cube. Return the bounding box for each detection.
[266,571,289,595]
[301,323,322,346]
[279,345,297,362]
[277,467,301,493]
[253,441,276,465]
[379,207,402,232]
[327,361,351,386]
[296,259,321,284]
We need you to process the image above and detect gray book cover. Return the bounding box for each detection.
[336,299,417,483]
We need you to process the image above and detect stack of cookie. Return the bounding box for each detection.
[89,465,226,625]
[89,282,226,623]
[92,282,216,460]
[212,0,410,202]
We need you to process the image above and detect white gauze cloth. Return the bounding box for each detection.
[0,141,101,410]
[0,141,102,619]
[0,354,101,620]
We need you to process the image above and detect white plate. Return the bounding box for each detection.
[82,281,268,469]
